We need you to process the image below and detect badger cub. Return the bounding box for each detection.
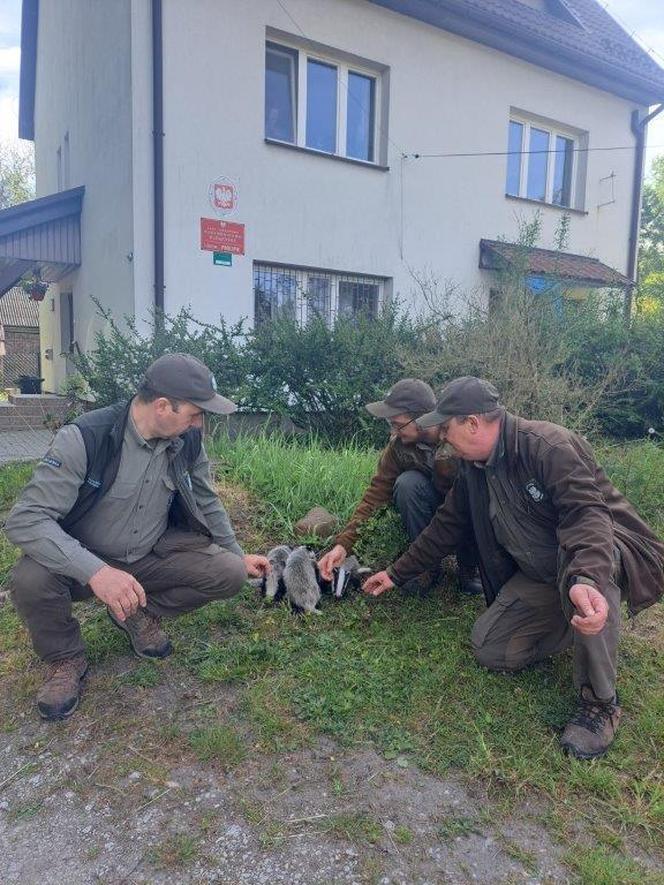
[284,546,321,614]
[262,545,291,601]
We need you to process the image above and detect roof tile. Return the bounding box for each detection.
[479,239,632,286]
[0,287,40,328]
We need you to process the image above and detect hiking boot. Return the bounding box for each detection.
[457,565,483,596]
[560,685,621,759]
[108,608,173,659]
[37,653,88,721]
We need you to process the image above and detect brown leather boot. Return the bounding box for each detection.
[108,608,173,659]
[560,685,621,759]
[37,653,88,720]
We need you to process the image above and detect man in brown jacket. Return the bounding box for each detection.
[363,377,664,759]
[318,378,481,594]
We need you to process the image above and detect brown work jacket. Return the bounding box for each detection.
[335,436,458,552]
[389,412,664,615]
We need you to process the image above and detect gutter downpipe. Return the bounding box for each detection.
[626,103,664,321]
[152,0,165,318]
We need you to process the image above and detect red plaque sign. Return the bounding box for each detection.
[200,218,245,255]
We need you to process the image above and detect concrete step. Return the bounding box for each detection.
[0,417,48,431]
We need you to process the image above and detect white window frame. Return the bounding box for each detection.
[507,115,580,209]
[266,39,382,165]
[253,263,387,327]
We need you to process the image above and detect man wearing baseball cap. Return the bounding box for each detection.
[363,376,664,759]
[7,353,269,720]
[318,378,481,595]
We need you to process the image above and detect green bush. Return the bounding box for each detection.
[242,305,420,446]
[74,300,247,407]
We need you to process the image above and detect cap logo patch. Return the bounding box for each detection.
[525,480,544,503]
[210,373,217,392]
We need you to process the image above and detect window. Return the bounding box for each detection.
[506,115,582,209]
[60,292,74,355]
[63,132,70,189]
[254,263,386,326]
[265,39,382,164]
[265,44,297,143]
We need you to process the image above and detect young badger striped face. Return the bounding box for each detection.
[283,546,321,614]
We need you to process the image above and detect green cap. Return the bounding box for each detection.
[365,379,436,419]
[143,353,237,415]
[416,376,501,428]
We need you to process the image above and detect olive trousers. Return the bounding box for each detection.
[470,569,622,701]
[10,529,247,663]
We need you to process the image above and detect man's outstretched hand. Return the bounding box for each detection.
[362,570,395,597]
[569,583,608,635]
[317,544,347,582]
[244,554,271,578]
[89,565,147,621]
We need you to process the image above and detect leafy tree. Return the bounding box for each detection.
[0,141,35,209]
[638,155,664,308]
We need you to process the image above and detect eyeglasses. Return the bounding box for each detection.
[386,416,418,431]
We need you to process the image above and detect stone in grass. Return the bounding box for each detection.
[294,506,339,539]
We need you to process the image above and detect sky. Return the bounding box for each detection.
[0,0,662,172]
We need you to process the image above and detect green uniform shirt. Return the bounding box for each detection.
[6,413,243,585]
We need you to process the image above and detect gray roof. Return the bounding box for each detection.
[0,287,40,329]
[369,0,664,104]
[19,0,664,144]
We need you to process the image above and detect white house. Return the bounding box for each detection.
[3,0,664,392]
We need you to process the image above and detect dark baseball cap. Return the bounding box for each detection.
[142,353,237,415]
[365,379,436,419]
[416,376,501,428]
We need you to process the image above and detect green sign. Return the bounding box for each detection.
[213,251,232,266]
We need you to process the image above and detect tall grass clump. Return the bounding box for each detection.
[209,432,380,538]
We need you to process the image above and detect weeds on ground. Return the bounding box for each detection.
[187,724,246,768]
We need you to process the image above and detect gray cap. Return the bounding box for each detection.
[365,379,436,419]
[416,376,501,428]
[143,353,237,415]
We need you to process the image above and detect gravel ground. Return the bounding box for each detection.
[0,651,575,885]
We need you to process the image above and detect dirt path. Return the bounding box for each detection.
[0,655,571,884]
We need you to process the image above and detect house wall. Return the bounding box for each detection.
[32,0,135,392]
[153,0,641,326]
[32,0,644,384]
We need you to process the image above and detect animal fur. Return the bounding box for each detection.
[262,545,291,601]
[284,546,321,614]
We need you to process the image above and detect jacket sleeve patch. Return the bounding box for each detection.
[42,455,62,468]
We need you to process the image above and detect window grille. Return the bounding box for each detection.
[253,263,387,326]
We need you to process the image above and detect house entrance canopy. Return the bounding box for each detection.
[0,186,84,296]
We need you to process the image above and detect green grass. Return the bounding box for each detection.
[1,435,663,875]
[209,432,379,540]
[318,811,383,845]
[150,833,199,868]
[187,724,246,768]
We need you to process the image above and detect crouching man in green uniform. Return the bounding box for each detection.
[363,377,664,759]
[6,354,269,720]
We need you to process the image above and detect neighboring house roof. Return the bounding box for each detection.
[0,287,39,328]
[369,0,664,104]
[479,238,633,287]
[0,186,84,296]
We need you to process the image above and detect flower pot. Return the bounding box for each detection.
[16,375,44,394]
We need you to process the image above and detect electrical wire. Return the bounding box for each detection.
[406,144,664,160]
